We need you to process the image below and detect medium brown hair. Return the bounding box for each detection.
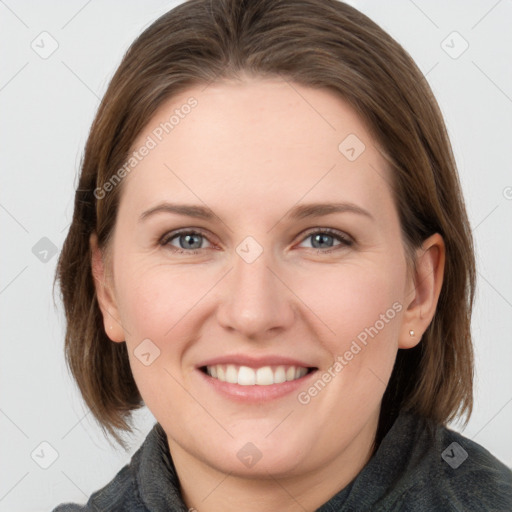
[56,0,475,448]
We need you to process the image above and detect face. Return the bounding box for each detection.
[95,77,425,480]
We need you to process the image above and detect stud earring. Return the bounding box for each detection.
[409,329,415,337]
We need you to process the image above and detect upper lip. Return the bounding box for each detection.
[196,354,317,369]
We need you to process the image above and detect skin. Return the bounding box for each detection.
[91,76,445,512]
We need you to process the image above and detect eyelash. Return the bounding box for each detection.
[159,227,354,255]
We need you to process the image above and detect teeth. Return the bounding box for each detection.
[256,366,273,385]
[205,364,309,386]
[239,366,256,385]
[274,366,286,384]
[225,364,238,384]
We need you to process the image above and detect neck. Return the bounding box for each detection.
[168,410,380,512]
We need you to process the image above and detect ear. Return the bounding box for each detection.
[90,233,125,343]
[399,233,445,349]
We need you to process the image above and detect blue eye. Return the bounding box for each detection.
[160,227,353,255]
[298,229,353,251]
[161,230,211,253]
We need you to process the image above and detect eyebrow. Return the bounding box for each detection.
[139,201,374,222]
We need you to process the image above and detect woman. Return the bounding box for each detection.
[53,0,512,510]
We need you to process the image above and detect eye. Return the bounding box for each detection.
[159,227,353,255]
[297,228,353,252]
[160,229,212,253]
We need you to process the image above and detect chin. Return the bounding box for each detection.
[199,435,310,478]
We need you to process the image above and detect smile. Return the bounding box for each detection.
[201,364,315,386]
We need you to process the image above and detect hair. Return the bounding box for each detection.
[55,0,475,449]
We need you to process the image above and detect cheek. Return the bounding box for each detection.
[115,255,213,338]
[291,261,405,429]
[113,261,206,411]
[296,260,404,364]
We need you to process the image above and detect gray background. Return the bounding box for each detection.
[0,1,511,510]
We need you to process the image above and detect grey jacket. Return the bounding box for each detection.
[53,412,512,511]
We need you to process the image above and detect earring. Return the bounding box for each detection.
[409,329,415,337]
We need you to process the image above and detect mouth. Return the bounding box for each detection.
[195,354,320,402]
[199,364,317,386]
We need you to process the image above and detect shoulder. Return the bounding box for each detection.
[431,424,512,509]
[396,415,512,511]
[53,463,146,511]
[53,422,188,511]
[50,431,152,512]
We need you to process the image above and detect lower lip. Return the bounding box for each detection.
[196,368,318,403]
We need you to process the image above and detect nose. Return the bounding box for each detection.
[216,245,295,339]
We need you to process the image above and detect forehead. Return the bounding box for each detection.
[120,78,393,222]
